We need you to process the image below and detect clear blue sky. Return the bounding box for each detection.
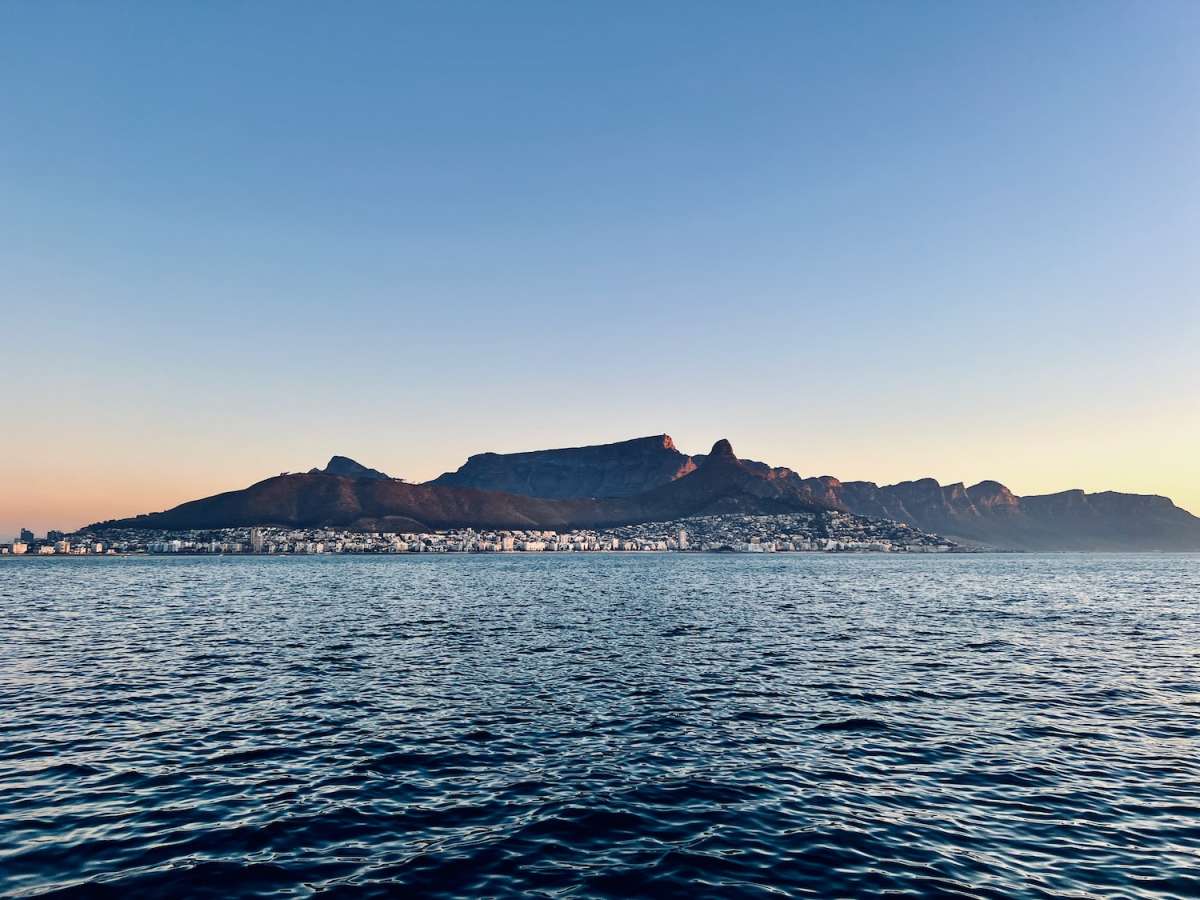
[2,1,1198,536]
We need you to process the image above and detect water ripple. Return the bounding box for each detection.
[2,553,1199,897]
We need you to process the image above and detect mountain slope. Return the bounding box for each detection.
[608,440,830,522]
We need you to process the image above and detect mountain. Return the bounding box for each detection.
[624,440,830,519]
[800,477,1200,551]
[94,434,1200,549]
[310,456,391,481]
[98,441,829,533]
[430,434,1200,551]
[1012,490,1200,551]
[432,434,696,498]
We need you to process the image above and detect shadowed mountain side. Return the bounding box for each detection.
[106,476,611,531]
[101,441,830,532]
[1007,490,1200,552]
[431,434,697,499]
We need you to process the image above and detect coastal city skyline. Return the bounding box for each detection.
[0,514,955,557]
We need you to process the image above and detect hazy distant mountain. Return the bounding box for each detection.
[823,477,1200,551]
[100,441,828,533]
[430,434,1200,551]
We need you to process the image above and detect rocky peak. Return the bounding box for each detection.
[707,438,736,460]
[321,456,391,481]
[967,480,1020,511]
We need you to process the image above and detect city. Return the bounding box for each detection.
[1,511,956,556]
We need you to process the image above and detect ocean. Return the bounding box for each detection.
[1,553,1198,897]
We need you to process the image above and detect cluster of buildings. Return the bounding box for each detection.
[631,512,954,553]
[0,528,115,556]
[3,513,955,556]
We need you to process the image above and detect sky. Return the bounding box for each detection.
[2,1,1198,538]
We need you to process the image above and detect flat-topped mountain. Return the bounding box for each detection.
[431,434,696,498]
[100,440,828,533]
[430,434,1200,551]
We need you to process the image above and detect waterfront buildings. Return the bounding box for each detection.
[4,511,958,557]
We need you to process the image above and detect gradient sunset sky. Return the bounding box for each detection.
[2,2,1198,538]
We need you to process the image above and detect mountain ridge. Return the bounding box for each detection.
[99,440,829,533]
[93,436,1200,550]
[430,434,1200,551]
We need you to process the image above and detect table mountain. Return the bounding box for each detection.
[99,441,828,532]
[431,434,696,498]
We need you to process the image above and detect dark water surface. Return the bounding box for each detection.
[2,554,1199,898]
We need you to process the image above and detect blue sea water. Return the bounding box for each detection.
[1,553,1198,898]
